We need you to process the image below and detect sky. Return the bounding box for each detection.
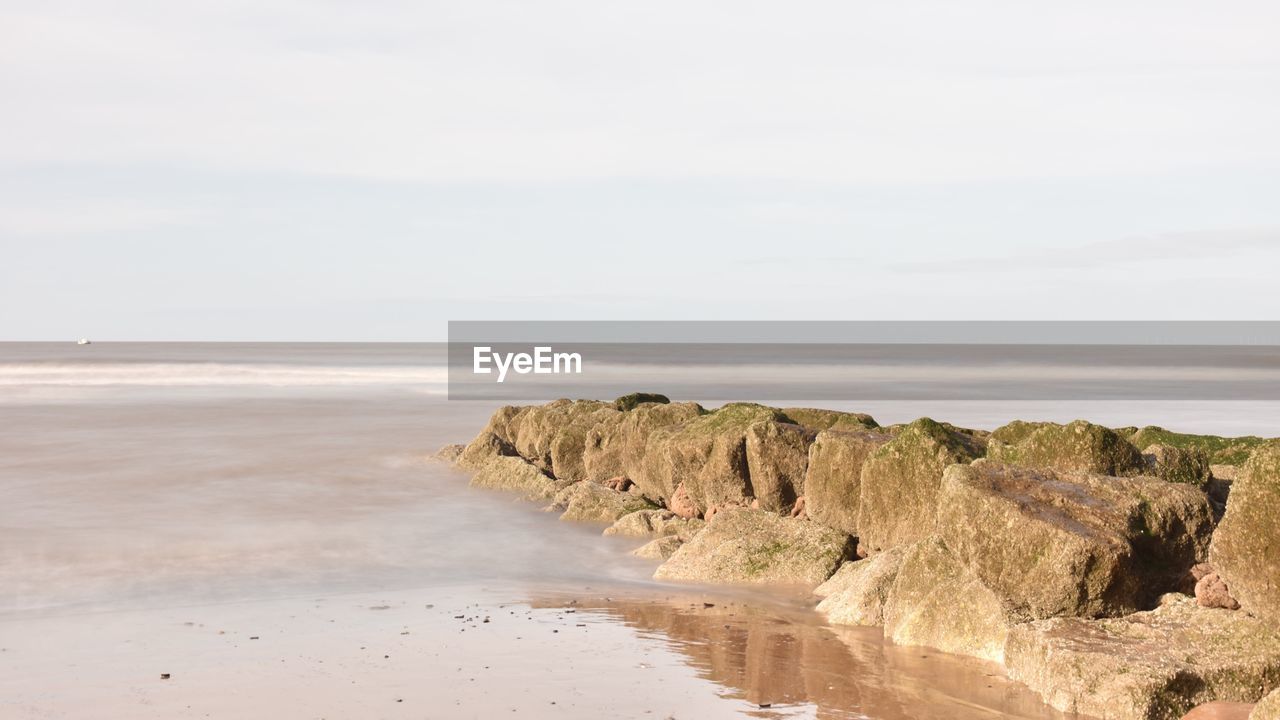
[2,0,1279,340]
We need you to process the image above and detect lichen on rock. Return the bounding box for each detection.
[1144,443,1212,485]
[987,419,1145,476]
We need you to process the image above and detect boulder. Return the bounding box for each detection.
[667,481,698,519]
[1210,441,1280,623]
[613,392,670,411]
[468,455,562,500]
[804,428,893,536]
[1253,688,1280,720]
[580,412,630,482]
[456,430,517,469]
[1145,443,1212,485]
[937,461,1215,619]
[814,545,908,626]
[1005,595,1280,720]
[547,404,623,482]
[653,507,855,586]
[638,403,787,515]
[880,537,1013,663]
[1131,426,1267,466]
[744,421,815,513]
[603,509,704,540]
[1211,464,1241,482]
[549,481,656,523]
[856,418,985,552]
[1195,572,1241,611]
[433,443,465,463]
[618,402,706,501]
[631,536,684,560]
[987,419,1145,476]
[510,399,613,476]
[780,407,878,431]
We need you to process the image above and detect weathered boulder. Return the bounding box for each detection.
[856,418,985,552]
[433,443,465,463]
[468,455,562,500]
[580,412,630,482]
[987,419,1145,476]
[1210,441,1280,623]
[1145,443,1212,485]
[1005,595,1280,720]
[653,507,855,586]
[1195,572,1241,610]
[814,545,908,626]
[880,537,1013,663]
[744,421,815,513]
[617,402,706,500]
[937,461,1215,618]
[631,535,684,560]
[613,392,670,411]
[638,403,787,515]
[667,481,698,519]
[457,430,517,469]
[603,509,704,540]
[548,404,623,483]
[1131,426,1267,466]
[780,407,878,432]
[548,481,656,523]
[804,428,893,536]
[1253,688,1280,720]
[510,399,613,477]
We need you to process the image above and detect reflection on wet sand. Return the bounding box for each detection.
[532,591,1074,720]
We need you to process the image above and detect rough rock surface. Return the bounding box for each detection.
[804,428,893,536]
[1144,443,1212,485]
[667,481,698,519]
[457,430,516,469]
[617,402,706,501]
[937,461,1215,618]
[505,399,614,478]
[880,537,1013,663]
[468,455,562,500]
[814,546,907,626]
[579,412,630,482]
[639,403,787,515]
[1130,426,1267,466]
[1195,572,1241,610]
[549,481,657,523]
[1210,441,1280,623]
[744,421,815,513]
[1252,688,1280,720]
[603,509,704,540]
[653,507,855,586]
[779,408,878,432]
[613,392,670,411]
[1005,595,1280,720]
[856,418,985,552]
[987,419,1145,476]
[631,535,684,560]
[433,443,465,463]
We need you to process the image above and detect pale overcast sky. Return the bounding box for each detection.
[2,1,1279,339]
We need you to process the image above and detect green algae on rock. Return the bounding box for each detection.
[803,428,893,536]
[1209,440,1280,624]
[613,392,670,412]
[654,507,855,586]
[1143,442,1213,485]
[987,419,1145,476]
[778,407,879,431]
[1130,426,1268,466]
[856,418,985,553]
[1005,595,1280,720]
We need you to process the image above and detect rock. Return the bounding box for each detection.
[880,537,1013,663]
[1131,426,1267,467]
[744,421,815,513]
[511,399,614,477]
[937,461,1215,618]
[580,412,630,482]
[457,430,517,469]
[619,402,706,501]
[814,546,908,626]
[779,408,878,431]
[631,536,684,560]
[1211,464,1241,482]
[1210,441,1280,623]
[1195,572,1241,611]
[603,509,703,540]
[987,419,1145,476]
[469,455,562,500]
[1252,688,1280,720]
[613,392,670,411]
[638,403,787,515]
[667,481,698,519]
[789,495,806,519]
[856,418,985,552]
[547,405,623,483]
[1005,595,1280,720]
[549,481,657,523]
[1145,443,1212,485]
[433,443,465,463]
[653,507,855,586]
[804,428,893,536]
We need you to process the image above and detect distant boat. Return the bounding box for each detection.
[77,339,91,345]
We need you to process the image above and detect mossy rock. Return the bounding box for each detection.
[550,481,658,523]
[803,428,893,536]
[987,419,1145,476]
[1210,440,1280,623]
[1005,595,1280,720]
[779,407,878,431]
[510,399,612,473]
[653,507,855,586]
[744,421,815,513]
[619,401,706,502]
[456,430,518,469]
[614,392,670,412]
[1131,426,1269,466]
[1143,443,1212,485]
[938,461,1214,619]
[856,418,985,552]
